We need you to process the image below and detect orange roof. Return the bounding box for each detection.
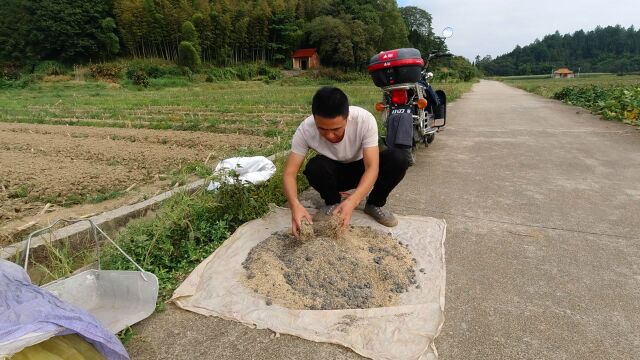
[554,68,573,74]
[292,48,317,58]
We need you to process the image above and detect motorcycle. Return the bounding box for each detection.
[367,29,453,165]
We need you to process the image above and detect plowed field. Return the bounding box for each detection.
[0,122,272,244]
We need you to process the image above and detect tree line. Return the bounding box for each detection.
[0,0,449,71]
[476,25,640,76]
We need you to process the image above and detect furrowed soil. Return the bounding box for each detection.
[0,122,273,245]
[242,218,417,310]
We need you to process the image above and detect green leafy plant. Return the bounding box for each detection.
[9,185,30,199]
[117,327,135,346]
[553,85,640,125]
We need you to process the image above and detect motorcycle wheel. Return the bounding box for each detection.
[427,133,436,144]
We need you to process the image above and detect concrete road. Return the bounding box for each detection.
[127,80,640,359]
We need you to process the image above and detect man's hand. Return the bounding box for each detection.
[333,198,358,231]
[283,153,310,237]
[291,202,313,238]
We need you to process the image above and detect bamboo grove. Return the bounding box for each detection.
[0,0,447,70]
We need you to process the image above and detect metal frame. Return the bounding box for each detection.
[22,218,149,281]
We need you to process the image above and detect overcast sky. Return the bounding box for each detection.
[398,0,639,61]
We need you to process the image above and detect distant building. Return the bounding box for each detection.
[553,68,575,78]
[292,48,320,70]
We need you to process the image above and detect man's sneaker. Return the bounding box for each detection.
[364,204,398,227]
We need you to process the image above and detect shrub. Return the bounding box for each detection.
[1,64,21,81]
[177,41,201,71]
[180,66,193,81]
[235,63,259,81]
[204,64,281,82]
[33,61,69,76]
[207,67,237,81]
[0,74,38,89]
[258,64,282,80]
[89,63,124,81]
[128,70,149,87]
[553,85,640,125]
[125,60,183,79]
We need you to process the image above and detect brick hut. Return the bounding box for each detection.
[292,48,320,70]
[553,68,575,78]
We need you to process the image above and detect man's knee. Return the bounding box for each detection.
[381,147,410,172]
[303,155,335,181]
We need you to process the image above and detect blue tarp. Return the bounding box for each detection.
[0,259,129,359]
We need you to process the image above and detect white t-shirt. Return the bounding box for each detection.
[291,106,379,163]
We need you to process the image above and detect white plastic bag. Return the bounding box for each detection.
[207,156,276,191]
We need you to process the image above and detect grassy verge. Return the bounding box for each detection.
[100,152,308,308]
[498,74,640,126]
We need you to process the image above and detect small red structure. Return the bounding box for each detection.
[292,48,320,70]
[553,68,575,78]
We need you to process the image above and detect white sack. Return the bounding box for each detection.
[207,156,276,191]
[172,207,446,360]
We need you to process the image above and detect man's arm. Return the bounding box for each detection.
[334,146,379,228]
[283,152,313,237]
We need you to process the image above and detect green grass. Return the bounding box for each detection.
[9,185,30,199]
[0,77,473,142]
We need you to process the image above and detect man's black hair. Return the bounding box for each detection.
[311,87,350,119]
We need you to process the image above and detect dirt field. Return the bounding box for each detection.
[0,122,273,245]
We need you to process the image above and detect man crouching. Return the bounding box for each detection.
[283,87,409,237]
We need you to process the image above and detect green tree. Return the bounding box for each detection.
[98,18,120,58]
[307,16,354,68]
[400,6,446,56]
[181,21,200,55]
[480,25,640,75]
[0,0,29,63]
[377,0,409,50]
[178,41,200,70]
[23,0,119,62]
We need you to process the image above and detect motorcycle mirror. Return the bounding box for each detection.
[442,27,453,38]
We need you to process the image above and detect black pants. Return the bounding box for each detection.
[303,148,409,207]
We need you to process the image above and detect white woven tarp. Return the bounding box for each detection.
[172,207,446,360]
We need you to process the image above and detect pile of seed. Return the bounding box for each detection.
[242,217,418,310]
